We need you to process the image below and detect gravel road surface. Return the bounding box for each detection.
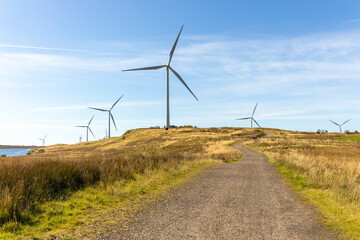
[99,143,338,239]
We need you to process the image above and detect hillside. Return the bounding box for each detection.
[0,127,265,239]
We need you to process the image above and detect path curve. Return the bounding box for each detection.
[98,137,338,239]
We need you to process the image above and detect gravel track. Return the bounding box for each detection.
[99,141,338,239]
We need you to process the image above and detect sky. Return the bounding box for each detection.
[1,0,360,145]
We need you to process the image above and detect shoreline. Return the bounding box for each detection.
[0,145,39,149]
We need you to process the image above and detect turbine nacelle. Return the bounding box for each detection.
[75,115,95,142]
[235,102,261,128]
[88,95,123,138]
[122,25,198,129]
[329,119,350,133]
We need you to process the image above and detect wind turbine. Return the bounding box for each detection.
[329,119,350,133]
[122,25,198,130]
[235,102,261,128]
[38,136,47,146]
[75,115,95,142]
[88,95,123,138]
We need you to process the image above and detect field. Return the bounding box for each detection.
[2,127,360,239]
[0,127,263,239]
[245,131,360,239]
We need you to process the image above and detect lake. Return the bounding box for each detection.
[0,149,32,157]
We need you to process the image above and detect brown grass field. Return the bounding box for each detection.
[2,127,360,238]
[245,131,360,204]
[0,127,263,233]
[245,131,360,238]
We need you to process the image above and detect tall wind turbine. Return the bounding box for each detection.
[38,136,47,146]
[329,119,350,133]
[88,95,123,138]
[122,25,198,130]
[235,102,261,128]
[75,115,95,142]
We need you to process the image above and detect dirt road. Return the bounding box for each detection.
[99,143,338,239]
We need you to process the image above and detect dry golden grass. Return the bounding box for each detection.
[0,127,264,230]
[245,131,360,238]
[246,132,360,203]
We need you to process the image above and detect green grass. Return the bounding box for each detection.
[336,135,360,142]
[271,159,360,239]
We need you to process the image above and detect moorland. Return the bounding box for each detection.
[0,127,360,239]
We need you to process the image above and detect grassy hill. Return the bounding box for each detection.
[2,127,360,239]
[0,127,264,239]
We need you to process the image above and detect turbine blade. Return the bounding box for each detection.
[88,107,108,112]
[110,113,118,131]
[329,119,340,126]
[168,25,184,65]
[169,67,198,101]
[341,119,351,126]
[235,117,251,120]
[75,126,87,128]
[110,95,123,111]
[88,115,95,126]
[88,127,96,138]
[253,118,261,128]
[122,65,166,72]
[252,102,258,117]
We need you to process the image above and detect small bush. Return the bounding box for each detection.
[317,129,328,134]
[1,154,6,157]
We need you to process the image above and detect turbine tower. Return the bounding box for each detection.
[88,95,123,138]
[38,136,47,146]
[122,25,198,130]
[75,115,95,142]
[329,119,350,133]
[235,102,261,128]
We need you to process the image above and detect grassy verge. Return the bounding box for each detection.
[0,160,219,239]
[272,160,360,239]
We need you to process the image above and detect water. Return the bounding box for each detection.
[0,149,32,157]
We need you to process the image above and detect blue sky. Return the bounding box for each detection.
[1,0,360,145]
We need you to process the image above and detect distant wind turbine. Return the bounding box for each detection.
[329,119,350,133]
[38,136,47,146]
[88,95,123,138]
[122,25,198,130]
[235,102,261,128]
[79,135,82,143]
[75,115,95,142]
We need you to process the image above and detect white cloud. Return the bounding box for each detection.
[342,18,360,24]
[28,101,163,111]
[0,43,95,53]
